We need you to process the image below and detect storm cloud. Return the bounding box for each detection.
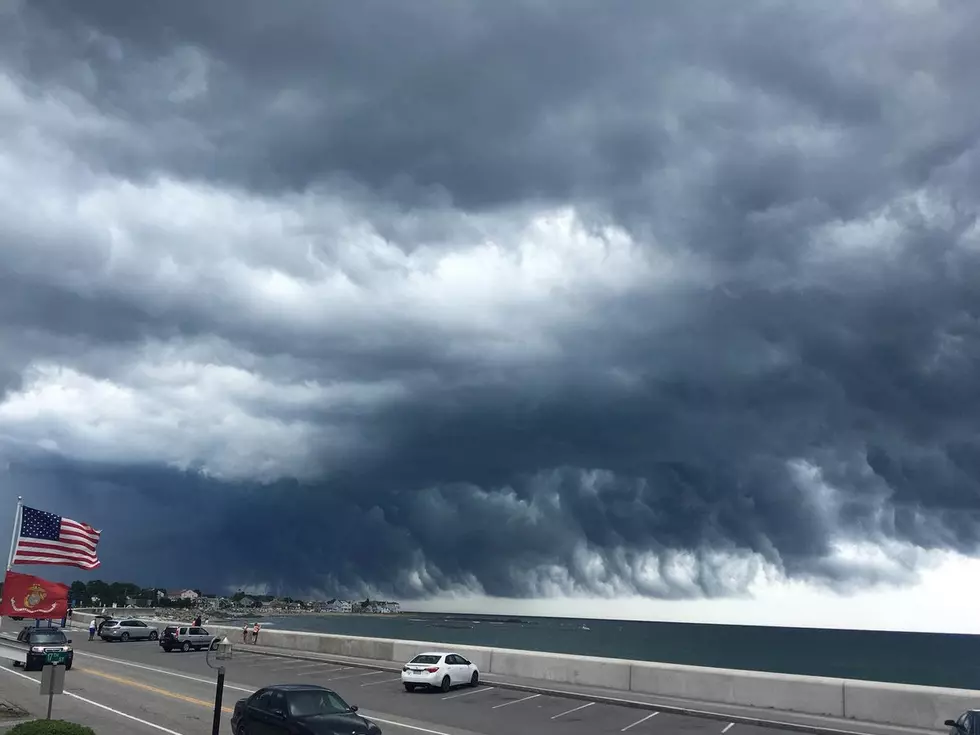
[1,0,980,600]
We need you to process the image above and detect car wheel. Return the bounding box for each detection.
[440,675,451,693]
[210,640,218,651]
[65,662,72,671]
[470,671,479,687]
[236,724,248,735]
[121,632,130,642]
[404,684,415,692]
[181,641,191,652]
[149,631,158,641]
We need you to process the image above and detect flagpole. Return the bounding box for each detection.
[1,496,21,635]
[6,496,22,572]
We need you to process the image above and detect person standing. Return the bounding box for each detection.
[252,622,260,644]
[88,619,96,641]
[242,623,249,643]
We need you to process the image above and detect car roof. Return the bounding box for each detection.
[264,684,336,693]
[413,651,451,657]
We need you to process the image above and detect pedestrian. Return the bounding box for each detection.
[252,622,260,644]
[194,614,202,627]
[88,619,96,641]
[242,623,248,643]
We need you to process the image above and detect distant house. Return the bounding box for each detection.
[167,589,200,600]
[239,596,255,607]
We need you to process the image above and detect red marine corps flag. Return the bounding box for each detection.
[0,570,70,619]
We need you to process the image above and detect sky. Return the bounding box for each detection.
[2,0,980,633]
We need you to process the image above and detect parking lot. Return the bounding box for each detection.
[61,636,807,735]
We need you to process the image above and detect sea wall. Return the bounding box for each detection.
[67,612,978,729]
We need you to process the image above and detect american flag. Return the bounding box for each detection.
[12,506,101,570]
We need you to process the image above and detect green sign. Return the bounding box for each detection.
[44,652,66,664]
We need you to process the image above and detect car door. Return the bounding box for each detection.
[247,690,290,735]
[445,655,463,684]
[953,713,972,735]
[132,621,148,640]
[456,655,474,680]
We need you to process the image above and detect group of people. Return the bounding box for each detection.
[243,621,261,644]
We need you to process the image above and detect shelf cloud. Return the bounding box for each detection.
[2,0,980,600]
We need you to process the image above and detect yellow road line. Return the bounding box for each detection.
[76,666,234,714]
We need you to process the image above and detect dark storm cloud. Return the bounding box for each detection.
[2,0,980,600]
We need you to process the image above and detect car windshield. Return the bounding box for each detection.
[410,655,441,664]
[30,631,67,644]
[287,689,351,718]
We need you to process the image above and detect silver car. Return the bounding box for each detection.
[100,618,159,642]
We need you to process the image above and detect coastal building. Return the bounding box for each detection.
[167,589,200,600]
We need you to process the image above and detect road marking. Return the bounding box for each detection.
[73,651,466,735]
[280,661,334,671]
[361,676,403,687]
[551,701,595,719]
[295,666,351,677]
[722,723,735,733]
[364,716,454,735]
[0,665,187,734]
[77,666,234,714]
[74,650,255,693]
[491,693,540,709]
[622,712,659,731]
[323,670,386,682]
[442,686,493,700]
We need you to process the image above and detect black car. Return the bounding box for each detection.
[230,684,381,735]
[946,711,980,735]
[16,627,73,672]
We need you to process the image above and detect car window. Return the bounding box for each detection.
[30,631,67,644]
[287,689,351,717]
[446,655,459,664]
[136,621,147,627]
[251,690,275,712]
[409,654,441,664]
[458,656,470,665]
[189,627,203,635]
[179,627,188,635]
[198,627,209,635]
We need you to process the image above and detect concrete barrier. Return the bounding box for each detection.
[843,679,978,730]
[63,612,980,729]
[630,661,844,717]
[492,649,631,690]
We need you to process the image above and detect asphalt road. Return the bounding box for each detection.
[0,636,814,735]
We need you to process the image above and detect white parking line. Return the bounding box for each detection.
[76,649,457,735]
[722,723,735,733]
[361,676,403,687]
[295,666,350,677]
[0,665,186,734]
[442,687,494,701]
[551,701,594,719]
[622,712,659,731]
[491,693,540,709]
[323,670,386,682]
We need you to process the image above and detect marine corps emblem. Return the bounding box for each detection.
[24,583,46,609]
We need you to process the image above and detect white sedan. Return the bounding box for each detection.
[401,651,480,692]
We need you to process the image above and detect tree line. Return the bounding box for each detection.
[68,580,204,608]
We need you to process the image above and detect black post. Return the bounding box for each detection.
[211,666,225,735]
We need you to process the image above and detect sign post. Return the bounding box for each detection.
[39,663,65,719]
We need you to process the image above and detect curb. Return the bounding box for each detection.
[237,647,894,735]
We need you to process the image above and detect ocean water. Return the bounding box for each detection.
[230,612,980,689]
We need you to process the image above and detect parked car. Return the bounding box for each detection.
[100,618,159,642]
[231,684,381,735]
[16,626,73,672]
[401,651,479,693]
[946,711,980,735]
[159,625,219,652]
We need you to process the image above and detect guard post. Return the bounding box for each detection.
[39,663,65,719]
